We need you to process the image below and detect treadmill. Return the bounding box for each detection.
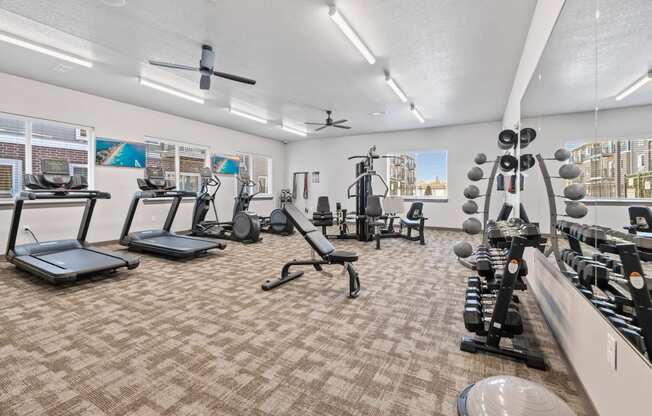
[5,159,140,283]
[120,166,225,257]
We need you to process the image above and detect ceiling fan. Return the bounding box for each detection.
[305,110,351,131]
[149,44,256,90]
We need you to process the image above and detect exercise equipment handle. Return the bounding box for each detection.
[346,171,389,199]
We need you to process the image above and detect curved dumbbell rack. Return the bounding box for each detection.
[535,154,566,271]
[481,157,500,245]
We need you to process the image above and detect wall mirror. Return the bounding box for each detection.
[521,0,652,366]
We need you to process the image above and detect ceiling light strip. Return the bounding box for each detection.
[410,104,425,123]
[281,125,307,137]
[616,71,652,101]
[0,32,93,68]
[328,7,376,65]
[385,75,408,103]
[229,108,268,124]
[139,78,205,104]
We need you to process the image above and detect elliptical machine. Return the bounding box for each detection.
[191,167,261,243]
[259,189,294,236]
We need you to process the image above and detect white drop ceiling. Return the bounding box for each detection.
[0,0,537,141]
[522,0,652,117]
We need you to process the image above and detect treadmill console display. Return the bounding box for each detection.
[40,159,72,187]
[143,167,170,189]
[41,159,70,175]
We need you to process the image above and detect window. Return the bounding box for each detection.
[237,153,273,196]
[145,138,208,194]
[179,145,207,193]
[0,113,92,198]
[567,138,652,199]
[386,150,447,199]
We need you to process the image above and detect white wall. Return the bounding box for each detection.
[521,104,652,233]
[286,121,508,229]
[0,72,286,252]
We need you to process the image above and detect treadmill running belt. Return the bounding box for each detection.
[133,235,218,253]
[35,248,126,271]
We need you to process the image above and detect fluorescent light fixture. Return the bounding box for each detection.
[229,108,268,124]
[410,104,425,123]
[139,78,205,104]
[328,6,376,65]
[281,124,307,137]
[0,32,93,68]
[385,75,408,103]
[616,71,652,101]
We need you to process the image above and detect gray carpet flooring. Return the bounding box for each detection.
[0,229,592,415]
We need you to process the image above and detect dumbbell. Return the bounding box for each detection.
[582,264,630,290]
[618,328,648,355]
[571,256,593,271]
[592,253,608,263]
[561,248,571,260]
[566,251,581,265]
[612,262,623,275]
[608,316,642,334]
[604,257,618,269]
[465,295,520,310]
[598,307,634,323]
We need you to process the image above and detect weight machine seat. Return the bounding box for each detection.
[366,195,384,217]
[313,196,334,225]
[287,204,358,263]
[400,201,425,228]
[365,195,386,226]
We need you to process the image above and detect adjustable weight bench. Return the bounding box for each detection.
[262,204,361,298]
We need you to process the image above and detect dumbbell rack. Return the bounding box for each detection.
[616,243,652,359]
[461,236,547,370]
[559,222,652,360]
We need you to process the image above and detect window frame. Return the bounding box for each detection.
[386,149,448,201]
[0,159,22,197]
[566,137,652,202]
[0,111,94,200]
[235,151,273,198]
[145,136,209,195]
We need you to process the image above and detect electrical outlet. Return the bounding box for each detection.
[22,225,30,232]
[607,333,617,371]
[151,215,156,221]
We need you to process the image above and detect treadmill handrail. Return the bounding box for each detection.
[19,189,111,200]
[135,190,197,199]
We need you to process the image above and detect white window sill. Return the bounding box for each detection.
[399,197,448,203]
[581,199,652,206]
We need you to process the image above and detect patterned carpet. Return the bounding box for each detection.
[0,229,592,416]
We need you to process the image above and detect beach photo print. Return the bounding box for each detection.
[211,154,240,175]
[96,138,146,168]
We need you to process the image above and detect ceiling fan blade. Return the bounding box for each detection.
[332,119,347,124]
[305,122,326,125]
[149,61,199,71]
[200,74,211,90]
[315,125,328,131]
[213,71,256,85]
[333,125,352,129]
